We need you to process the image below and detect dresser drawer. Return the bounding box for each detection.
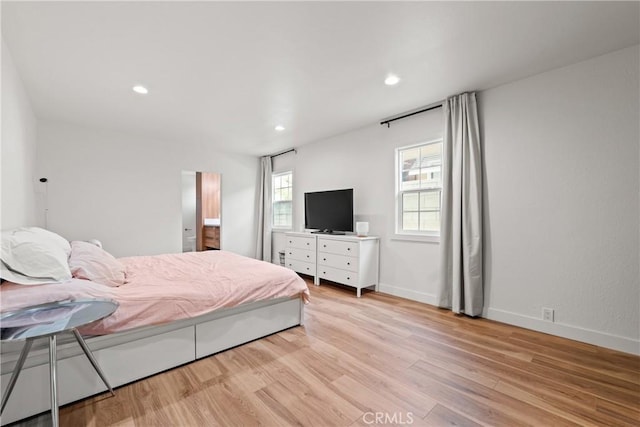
[317,252,358,273]
[318,238,359,256]
[286,235,316,251]
[286,259,316,276]
[286,248,315,263]
[318,266,359,287]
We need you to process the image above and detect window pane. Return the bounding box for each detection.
[420,143,442,189]
[273,201,292,227]
[401,147,421,191]
[402,175,421,191]
[397,141,442,235]
[401,147,420,171]
[272,172,293,228]
[420,191,440,210]
[403,212,419,231]
[401,143,442,191]
[403,192,419,211]
[420,143,441,167]
[419,211,440,232]
[417,169,430,187]
[421,166,441,189]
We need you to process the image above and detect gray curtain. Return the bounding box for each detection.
[437,92,483,316]
[256,156,273,261]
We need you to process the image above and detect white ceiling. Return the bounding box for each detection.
[3,1,639,156]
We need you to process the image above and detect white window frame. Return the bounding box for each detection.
[272,170,293,230]
[394,139,443,243]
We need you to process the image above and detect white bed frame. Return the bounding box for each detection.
[0,296,304,425]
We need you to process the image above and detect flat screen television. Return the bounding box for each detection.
[304,189,354,234]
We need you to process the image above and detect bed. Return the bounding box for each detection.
[0,228,309,425]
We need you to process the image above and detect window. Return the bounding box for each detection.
[396,140,442,235]
[272,171,293,229]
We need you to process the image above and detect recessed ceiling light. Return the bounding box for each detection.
[132,85,148,94]
[384,74,400,86]
[275,125,285,132]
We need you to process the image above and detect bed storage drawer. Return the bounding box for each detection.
[86,326,195,387]
[195,298,302,358]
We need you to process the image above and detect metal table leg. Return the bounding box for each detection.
[72,329,115,396]
[0,339,33,414]
[49,335,58,427]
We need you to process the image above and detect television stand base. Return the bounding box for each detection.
[311,230,346,235]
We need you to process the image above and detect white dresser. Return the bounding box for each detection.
[285,232,379,297]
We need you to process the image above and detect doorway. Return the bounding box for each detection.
[181,171,221,252]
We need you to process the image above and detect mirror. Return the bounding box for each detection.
[182,171,221,252]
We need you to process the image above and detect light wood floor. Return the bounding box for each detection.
[19,279,640,426]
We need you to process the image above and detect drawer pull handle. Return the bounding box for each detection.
[306,268,310,271]
[306,255,310,258]
[323,244,326,248]
[347,277,350,280]
[347,248,351,251]
[347,262,350,265]
[323,271,326,274]
[323,258,326,261]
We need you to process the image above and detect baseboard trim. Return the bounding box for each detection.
[484,307,640,355]
[377,283,437,306]
[376,285,639,355]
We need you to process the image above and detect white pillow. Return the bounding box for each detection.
[0,227,72,283]
[0,261,60,285]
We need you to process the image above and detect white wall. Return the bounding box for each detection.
[481,45,639,354]
[1,41,40,229]
[273,109,444,304]
[277,45,639,354]
[36,121,259,258]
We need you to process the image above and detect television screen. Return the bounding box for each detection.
[304,189,354,234]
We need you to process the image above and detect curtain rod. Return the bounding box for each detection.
[270,148,297,158]
[380,100,444,128]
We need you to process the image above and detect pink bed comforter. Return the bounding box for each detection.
[0,251,309,335]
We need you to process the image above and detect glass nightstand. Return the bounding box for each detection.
[0,299,118,427]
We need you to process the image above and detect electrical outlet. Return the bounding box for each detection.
[542,307,554,322]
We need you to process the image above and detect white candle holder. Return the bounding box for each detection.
[355,222,369,237]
